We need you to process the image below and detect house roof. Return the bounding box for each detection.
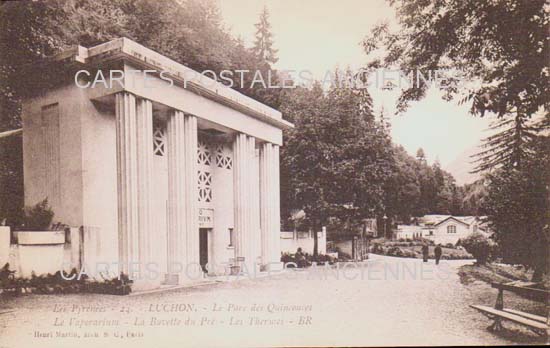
[419,215,451,226]
[433,216,470,227]
[419,214,484,227]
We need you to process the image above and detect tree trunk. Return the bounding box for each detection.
[532,265,543,282]
[531,227,549,282]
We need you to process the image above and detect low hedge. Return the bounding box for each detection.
[0,263,133,296]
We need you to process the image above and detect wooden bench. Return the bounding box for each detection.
[470,281,549,336]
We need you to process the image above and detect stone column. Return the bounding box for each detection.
[115,93,155,284]
[259,143,282,270]
[115,92,138,275]
[166,110,186,283]
[183,114,200,279]
[136,99,154,270]
[233,133,257,273]
[166,110,200,283]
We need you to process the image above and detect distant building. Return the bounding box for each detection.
[420,215,492,245]
[394,225,423,240]
[393,215,492,245]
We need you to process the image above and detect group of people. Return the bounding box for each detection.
[421,244,443,265]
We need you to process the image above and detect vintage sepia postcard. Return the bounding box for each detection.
[0,0,548,347]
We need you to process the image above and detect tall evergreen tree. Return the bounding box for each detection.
[252,6,278,65]
[482,135,550,280]
[473,112,541,172]
[416,148,426,163]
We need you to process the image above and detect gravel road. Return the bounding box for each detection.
[0,254,546,347]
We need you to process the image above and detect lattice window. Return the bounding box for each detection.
[197,170,212,203]
[197,140,211,166]
[215,144,232,169]
[153,127,166,156]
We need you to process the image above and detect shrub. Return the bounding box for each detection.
[22,199,54,230]
[445,243,455,249]
[0,268,133,296]
[338,251,352,261]
[370,243,380,253]
[387,246,404,257]
[461,232,492,265]
[401,249,417,258]
[307,253,336,265]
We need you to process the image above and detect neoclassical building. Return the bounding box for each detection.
[21,38,292,288]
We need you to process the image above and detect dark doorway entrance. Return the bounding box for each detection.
[199,228,209,273]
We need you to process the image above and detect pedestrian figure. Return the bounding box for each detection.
[295,247,306,268]
[421,244,429,262]
[434,244,442,265]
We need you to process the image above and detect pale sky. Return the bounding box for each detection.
[218,0,494,183]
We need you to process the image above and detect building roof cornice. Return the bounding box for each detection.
[48,38,293,130]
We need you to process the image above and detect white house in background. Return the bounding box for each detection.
[420,215,491,245]
[395,225,423,240]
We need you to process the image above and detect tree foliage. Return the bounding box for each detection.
[280,74,394,254]
[362,0,549,277]
[363,0,549,171]
[482,136,550,280]
[280,70,477,245]
[383,145,475,225]
[461,232,492,265]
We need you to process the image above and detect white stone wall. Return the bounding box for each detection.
[22,83,121,276]
[22,83,85,227]
[280,231,327,255]
[80,94,119,274]
[0,227,82,278]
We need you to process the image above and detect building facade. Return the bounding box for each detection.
[21,38,292,288]
[420,215,491,245]
[394,225,423,240]
[392,215,492,245]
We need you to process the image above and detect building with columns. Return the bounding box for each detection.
[21,38,292,289]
